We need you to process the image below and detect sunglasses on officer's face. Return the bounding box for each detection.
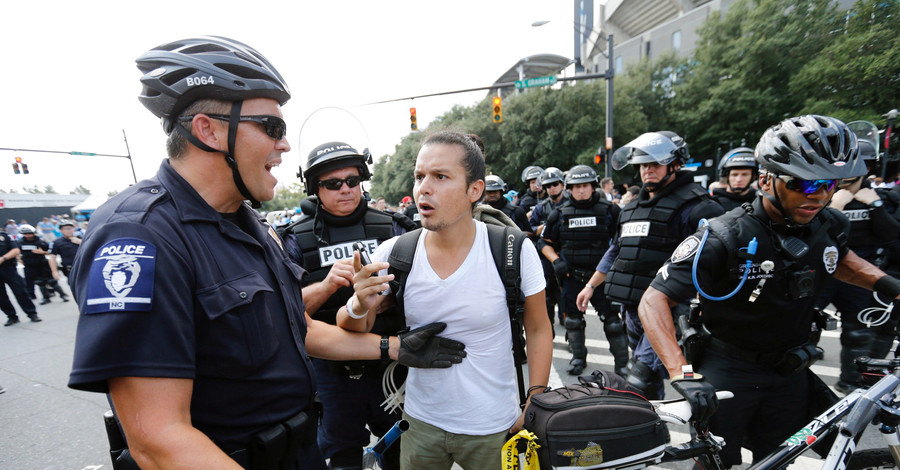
[318,176,362,191]
[776,174,838,194]
[181,114,287,141]
[543,181,562,189]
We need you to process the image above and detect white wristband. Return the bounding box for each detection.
[346,295,367,320]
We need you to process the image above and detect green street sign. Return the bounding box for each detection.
[514,75,558,89]
[70,151,97,156]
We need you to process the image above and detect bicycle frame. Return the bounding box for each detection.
[749,360,900,470]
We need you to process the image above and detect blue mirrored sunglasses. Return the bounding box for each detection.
[776,175,837,194]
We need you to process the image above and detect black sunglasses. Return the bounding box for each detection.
[318,176,362,191]
[543,181,562,188]
[181,114,287,140]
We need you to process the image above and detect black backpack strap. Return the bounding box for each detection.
[387,228,423,321]
[486,224,528,406]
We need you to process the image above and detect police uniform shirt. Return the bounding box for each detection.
[543,193,619,270]
[0,232,18,270]
[403,204,421,228]
[50,236,81,267]
[19,237,50,267]
[68,161,316,451]
[649,197,851,352]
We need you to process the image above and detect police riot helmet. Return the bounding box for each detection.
[718,147,758,179]
[521,165,544,183]
[565,164,599,187]
[136,36,290,132]
[485,175,508,192]
[300,142,373,195]
[538,167,565,187]
[18,224,35,235]
[858,140,877,162]
[755,115,865,181]
[611,131,689,171]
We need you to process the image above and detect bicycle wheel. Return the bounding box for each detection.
[846,449,898,470]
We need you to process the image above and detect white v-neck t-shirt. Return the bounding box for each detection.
[371,221,545,434]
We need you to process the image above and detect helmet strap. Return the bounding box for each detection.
[172,101,261,209]
[761,173,798,226]
[643,163,676,192]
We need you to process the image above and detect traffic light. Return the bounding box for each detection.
[410,107,418,131]
[12,156,22,174]
[21,163,29,174]
[12,162,20,174]
[594,147,605,165]
[492,96,502,123]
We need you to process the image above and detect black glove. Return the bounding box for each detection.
[671,375,718,427]
[553,258,569,278]
[398,322,467,368]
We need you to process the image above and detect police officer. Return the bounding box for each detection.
[816,145,900,393]
[50,219,81,278]
[18,224,69,304]
[541,165,628,375]
[67,36,465,470]
[530,167,570,325]
[0,225,40,326]
[402,196,421,228]
[577,131,724,398]
[712,147,759,212]
[637,115,900,467]
[281,141,409,470]
[484,175,531,234]
[518,165,544,213]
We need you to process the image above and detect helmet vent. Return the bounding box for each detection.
[181,43,230,55]
[218,63,268,83]
[161,69,194,86]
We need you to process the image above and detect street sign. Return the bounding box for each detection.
[70,151,97,156]
[514,75,558,89]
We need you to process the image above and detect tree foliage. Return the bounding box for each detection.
[70,185,91,195]
[260,182,307,213]
[368,0,899,202]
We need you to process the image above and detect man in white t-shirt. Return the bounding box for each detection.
[338,131,553,470]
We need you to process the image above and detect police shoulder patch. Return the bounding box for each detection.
[670,236,701,263]
[84,238,155,314]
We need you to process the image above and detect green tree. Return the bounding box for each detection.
[260,182,307,213]
[794,0,900,123]
[70,185,91,195]
[671,0,841,160]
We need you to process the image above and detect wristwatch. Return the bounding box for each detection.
[380,335,390,360]
[585,283,596,290]
[870,199,884,209]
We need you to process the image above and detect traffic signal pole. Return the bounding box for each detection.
[1,129,136,183]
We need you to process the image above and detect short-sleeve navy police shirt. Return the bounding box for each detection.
[68,161,316,451]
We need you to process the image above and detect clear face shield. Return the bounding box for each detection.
[610,132,679,171]
[296,107,373,185]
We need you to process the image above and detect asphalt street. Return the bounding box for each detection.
[0,282,890,470]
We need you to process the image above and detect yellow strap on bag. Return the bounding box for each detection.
[502,430,541,470]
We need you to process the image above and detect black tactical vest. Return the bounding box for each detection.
[840,199,880,260]
[519,190,539,212]
[557,196,612,271]
[700,201,849,352]
[712,187,756,212]
[605,179,708,306]
[287,200,395,328]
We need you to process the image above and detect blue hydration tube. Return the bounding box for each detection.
[692,219,758,301]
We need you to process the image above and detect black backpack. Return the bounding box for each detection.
[387,224,529,404]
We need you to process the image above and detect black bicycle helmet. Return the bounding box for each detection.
[521,165,544,183]
[136,36,291,132]
[718,147,758,179]
[136,36,291,209]
[611,131,688,171]
[538,167,565,187]
[755,115,865,181]
[565,164,599,187]
[300,142,372,195]
[485,175,508,192]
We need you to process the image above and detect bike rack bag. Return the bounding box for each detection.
[524,370,669,469]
